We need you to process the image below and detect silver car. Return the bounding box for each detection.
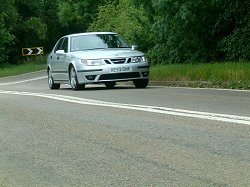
[47,32,150,90]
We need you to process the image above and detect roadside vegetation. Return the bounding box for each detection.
[1,61,249,90]
[0,62,46,78]
[150,62,250,89]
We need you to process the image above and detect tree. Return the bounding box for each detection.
[133,0,224,63]
[0,17,14,63]
[0,0,18,63]
[217,0,250,60]
[42,0,62,50]
[88,0,145,44]
[1,0,249,64]
[6,0,48,62]
[57,0,103,34]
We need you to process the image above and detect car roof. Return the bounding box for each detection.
[64,32,118,38]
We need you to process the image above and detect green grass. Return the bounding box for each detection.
[0,62,47,78]
[1,61,249,89]
[150,62,250,89]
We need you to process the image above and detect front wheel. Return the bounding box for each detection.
[70,66,85,90]
[133,79,149,88]
[48,69,60,89]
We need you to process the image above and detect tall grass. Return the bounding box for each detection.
[0,62,46,78]
[0,61,249,89]
[150,62,250,89]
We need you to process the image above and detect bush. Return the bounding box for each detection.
[219,26,250,61]
[147,44,171,65]
[0,17,14,64]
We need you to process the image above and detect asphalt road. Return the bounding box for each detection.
[0,71,250,187]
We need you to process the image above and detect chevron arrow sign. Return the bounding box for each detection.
[22,47,44,56]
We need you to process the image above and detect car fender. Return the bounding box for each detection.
[67,57,81,80]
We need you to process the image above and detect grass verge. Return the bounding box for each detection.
[150,62,250,89]
[0,61,249,90]
[0,62,47,78]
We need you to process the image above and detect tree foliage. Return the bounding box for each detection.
[0,0,17,63]
[88,0,144,43]
[133,0,250,63]
[0,17,14,63]
[217,0,250,61]
[0,0,249,64]
[57,0,103,33]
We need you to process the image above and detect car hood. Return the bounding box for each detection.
[69,49,144,59]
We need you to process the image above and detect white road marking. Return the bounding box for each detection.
[0,76,47,86]
[0,90,250,125]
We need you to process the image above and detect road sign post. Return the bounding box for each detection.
[22,47,44,64]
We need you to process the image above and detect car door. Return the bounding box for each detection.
[50,37,69,81]
[49,38,64,81]
[56,37,69,81]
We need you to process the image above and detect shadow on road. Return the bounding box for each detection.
[59,85,157,92]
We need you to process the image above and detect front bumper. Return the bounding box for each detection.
[76,63,150,84]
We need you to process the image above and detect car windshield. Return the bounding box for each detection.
[70,34,130,52]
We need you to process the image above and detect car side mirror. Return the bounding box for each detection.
[56,50,66,55]
[131,45,138,50]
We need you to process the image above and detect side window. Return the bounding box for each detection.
[61,37,68,53]
[54,38,64,53]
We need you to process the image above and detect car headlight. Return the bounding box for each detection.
[132,56,147,63]
[81,59,105,66]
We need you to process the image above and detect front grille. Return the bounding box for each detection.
[110,58,126,64]
[105,58,132,64]
[99,72,140,80]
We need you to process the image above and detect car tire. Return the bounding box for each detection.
[48,68,60,89]
[133,79,149,88]
[70,66,85,90]
[105,82,116,89]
